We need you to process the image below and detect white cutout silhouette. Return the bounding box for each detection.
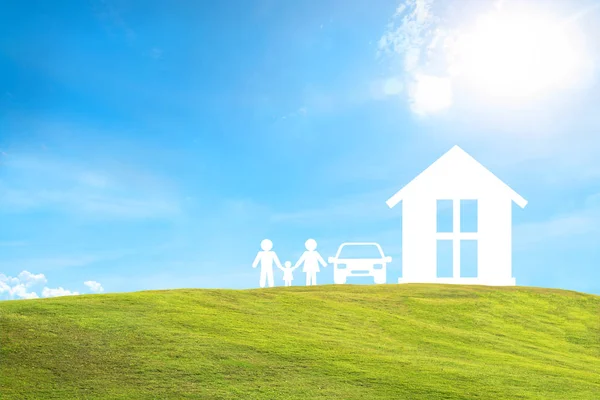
[386,145,527,286]
[281,261,297,287]
[252,239,283,288]
[328,242,391,284]
[293,239,327,286]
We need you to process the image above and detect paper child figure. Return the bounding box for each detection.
[281,261,298,287]
[293,239,327,286]
[252,239,283,288]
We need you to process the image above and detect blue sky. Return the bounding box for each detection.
[1,0,600,298]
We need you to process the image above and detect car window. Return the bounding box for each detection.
[338,244,383,259]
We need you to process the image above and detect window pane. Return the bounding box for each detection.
[437,200,453,233]
[338,244,383,259]
[460,199,478,233]
[436,240,453,278]
[460,240,478,278]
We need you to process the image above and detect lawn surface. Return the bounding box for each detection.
[1,284,599,399]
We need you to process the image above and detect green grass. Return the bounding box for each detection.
[1,284,599,399]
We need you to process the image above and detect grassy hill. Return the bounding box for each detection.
[1,284,599,399]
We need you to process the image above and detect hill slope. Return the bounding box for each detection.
[1,284,599,399]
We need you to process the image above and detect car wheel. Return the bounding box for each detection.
[374,272,386,284]
[334,271,347,284]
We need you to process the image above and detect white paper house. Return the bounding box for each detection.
[386,145,527,286]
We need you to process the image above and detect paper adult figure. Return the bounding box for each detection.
[252,239,283,288]
[293,239,327,286]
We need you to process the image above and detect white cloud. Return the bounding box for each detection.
[10,284,40,299]
[16,270,48,287]
[0,272,45,300]
[0,274,18,287]
[84,280,104,293]
[0,270,97,300]
[42,287,80,298]
[378,0,439,58]
[0,270,46,289]
[378,0,452,114]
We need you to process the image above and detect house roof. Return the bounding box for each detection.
[386,145,528,209]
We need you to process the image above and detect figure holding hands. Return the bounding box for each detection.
[281,261,298,287]
[294,239,327,286]
[252,239,283,288]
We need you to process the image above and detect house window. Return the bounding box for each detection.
[460,200,478,233]
[460,240,478,278]
[436,240,453,278]
[436,200,453,233]
[436,199,479,278]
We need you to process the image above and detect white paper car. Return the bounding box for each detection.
[328,242,392,284]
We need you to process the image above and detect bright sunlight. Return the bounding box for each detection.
[449,5,587,99]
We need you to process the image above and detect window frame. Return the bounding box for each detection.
[435,199,479,278]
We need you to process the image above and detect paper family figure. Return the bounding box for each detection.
[293,239,327,286]
[252,239,283,288]
[252,238,328,287]
[281,261,298,287]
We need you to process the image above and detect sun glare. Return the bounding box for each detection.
[411,74,453,115]
[450,8,585,99]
